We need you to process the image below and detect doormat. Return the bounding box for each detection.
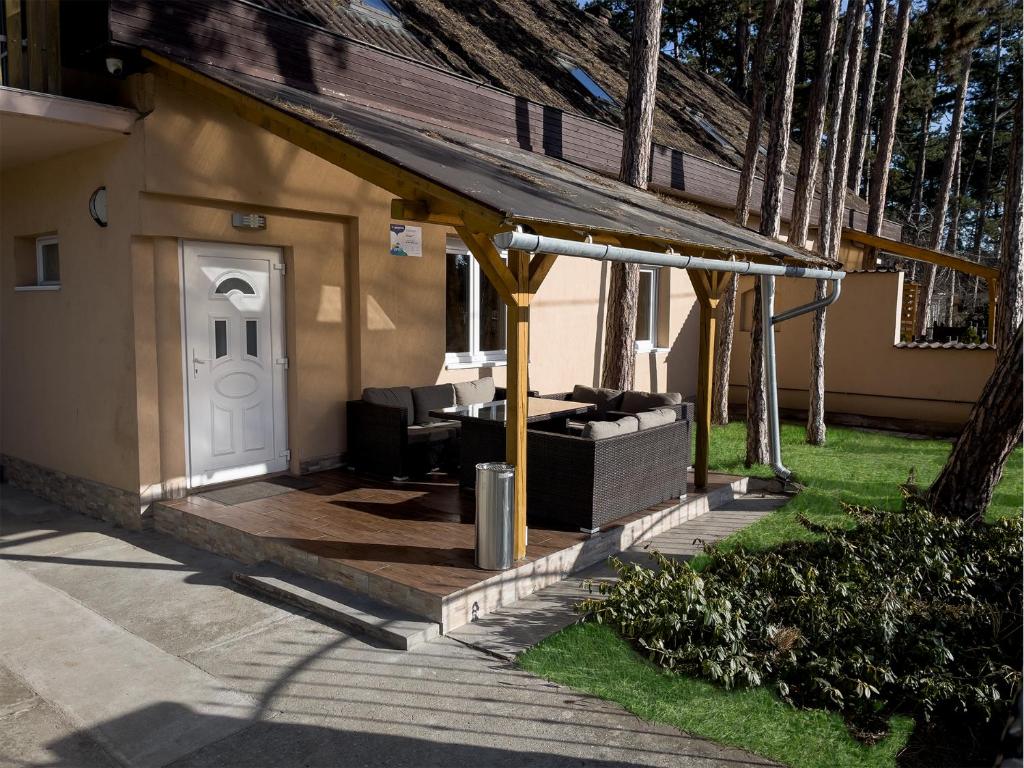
[199,476,319,506]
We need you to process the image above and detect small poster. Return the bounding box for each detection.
[389,224,423,257]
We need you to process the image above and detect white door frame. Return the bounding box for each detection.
[179,240,289,488]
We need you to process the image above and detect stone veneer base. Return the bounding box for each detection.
[1,454,145,530]
[153,476,748,633]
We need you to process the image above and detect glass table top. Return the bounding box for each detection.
[430,397,596,423]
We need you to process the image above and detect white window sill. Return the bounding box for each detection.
[635,344,669,354]
[14,284,61,292]
[445,357,508,370]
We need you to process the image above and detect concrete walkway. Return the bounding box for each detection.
[0,484,780,768]
[448,489,786,660]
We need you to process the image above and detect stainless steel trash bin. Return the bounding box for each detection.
[475,462,515,570]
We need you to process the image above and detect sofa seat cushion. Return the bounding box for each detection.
[454,377,497,406]
[636,407,678,430]
[570,384,624,414]
[363,386,415,424]
[582,415,639,439]
[620,390,683,414]
[407,421,459,443]
[411,383,456,425]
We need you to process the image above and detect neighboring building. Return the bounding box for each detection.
[0,0,961,529]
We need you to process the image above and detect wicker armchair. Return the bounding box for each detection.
[346,399,457,479]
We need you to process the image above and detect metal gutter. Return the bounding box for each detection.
[493,230,845,481]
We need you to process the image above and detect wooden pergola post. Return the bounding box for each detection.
[455,230,557,560]
[505,250,530,559]
[688,268,727,490]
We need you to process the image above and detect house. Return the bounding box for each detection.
[0,0,965,537]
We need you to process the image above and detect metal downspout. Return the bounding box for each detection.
[760,275,842,480]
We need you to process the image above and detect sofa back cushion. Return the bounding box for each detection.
[620,390,683,414]
[411,383,456,425]
[454,377,497,406]
[582,415,639,440]
[636,407,678,430]
[571,384,624,414]
[362,386,415,424]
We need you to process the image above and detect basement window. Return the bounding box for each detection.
[36,236,60,285]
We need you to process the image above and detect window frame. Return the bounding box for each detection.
[634,265,659,352]
[35,235,60,287]
[444,242,508,369]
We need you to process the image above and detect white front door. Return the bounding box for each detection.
[183,242,288,487]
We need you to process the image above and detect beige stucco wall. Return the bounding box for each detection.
[728,271,995,428]
[1,134,144,492]
[2,73,702,504]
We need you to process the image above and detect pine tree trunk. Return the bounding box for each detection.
[915,51,972,338]
[996,98,1023,347]
[731,2,752,98]
[711,270,737,425]
[866,0,911,238]
[973,23,1002,259]
[789,0,842,248]
[746,0,803,467]
[848,0,887,197]
[735,0,780,227]
[716,0,776,427]
[927,324,1022,521]
[943,152,963,326]
[806,279,829,444]
[601,0,663,390]
[809,0,867,446]
[908,63,936,243]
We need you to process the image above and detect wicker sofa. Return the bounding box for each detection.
[346,378,507,479]
[461,399,694,532]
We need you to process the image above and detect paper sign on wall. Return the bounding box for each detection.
[389,224,423,257]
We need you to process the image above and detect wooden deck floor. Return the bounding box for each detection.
[154,469,747,631]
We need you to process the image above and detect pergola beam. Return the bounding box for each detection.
[842,228,999,279]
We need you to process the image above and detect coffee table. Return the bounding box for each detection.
[430,397,596,488]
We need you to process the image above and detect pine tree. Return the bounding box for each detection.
[807,0,867,446]
[746,0,804,467]
[789,0,842,248]
[848,0,888,197]
[601,0,664,389]
[866,0,912,240]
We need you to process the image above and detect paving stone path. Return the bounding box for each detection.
[0,484,782,768]
[448,487,788,660]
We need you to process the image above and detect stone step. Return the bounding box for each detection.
[232,564,440,650]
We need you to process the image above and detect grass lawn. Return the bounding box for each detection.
[519,422,1023,768]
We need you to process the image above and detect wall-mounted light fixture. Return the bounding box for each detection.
[89,187,108,227]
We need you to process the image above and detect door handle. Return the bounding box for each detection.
[192,349,207,378]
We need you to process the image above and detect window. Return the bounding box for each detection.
[246,319,259,358]
[445,238,506,367]
[686,108,734,152]
[355,0,399,18]
[635,267,659,350]
[214,320,228,359]
[35,236,60,286]
[570,66,616,104]
[214,276,256,296]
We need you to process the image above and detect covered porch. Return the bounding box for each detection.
[153,468,749,633]
[144,49,831,565]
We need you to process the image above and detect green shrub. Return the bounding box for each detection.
[581,498,1022,747]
